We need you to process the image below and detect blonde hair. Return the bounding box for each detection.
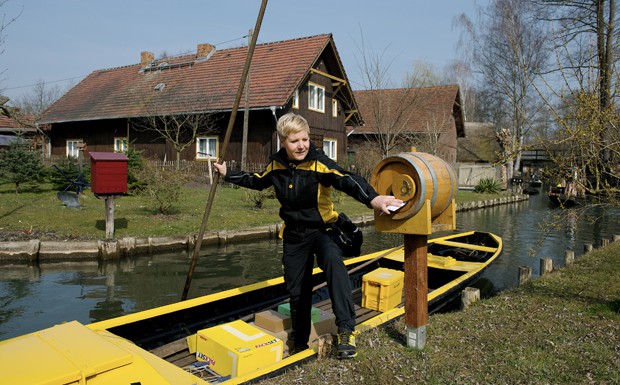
[277,113,310,140]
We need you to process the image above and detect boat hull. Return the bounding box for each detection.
[1,231,502,385]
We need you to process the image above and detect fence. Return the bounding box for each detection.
[151,160,266,185]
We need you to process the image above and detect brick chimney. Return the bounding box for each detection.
[141,51,154,66]
[197,43,215,58]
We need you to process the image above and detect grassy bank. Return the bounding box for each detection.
[261,242,620,384]
[0,182,511,241]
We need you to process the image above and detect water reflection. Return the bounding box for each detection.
[1,192,618,340]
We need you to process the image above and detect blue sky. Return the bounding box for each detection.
[1,0,484,102]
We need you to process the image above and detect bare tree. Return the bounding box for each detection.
[131,100,219,170]
[457,0,550,179]
[0,0,21,88]
[353,32,422,158]
[13,79,65,116]
[532,0,620,195]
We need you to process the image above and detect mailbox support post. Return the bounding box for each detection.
[105,196,115,239]
[404,234,428,349]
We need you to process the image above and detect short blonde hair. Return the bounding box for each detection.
[277,112,310,140]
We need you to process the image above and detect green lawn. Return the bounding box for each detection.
[0,182,511,241]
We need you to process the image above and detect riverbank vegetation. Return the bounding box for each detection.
[0,181,514,241]
[261,241,620,384]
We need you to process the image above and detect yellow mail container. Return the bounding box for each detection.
[195,320,283,378]
[362,268,404,311]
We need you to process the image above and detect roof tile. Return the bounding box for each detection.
[41,34,333,123]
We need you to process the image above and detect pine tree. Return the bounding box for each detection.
[0,136,45,193]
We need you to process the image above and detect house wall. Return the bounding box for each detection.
[47,52,351,165]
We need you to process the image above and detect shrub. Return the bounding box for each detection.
[0,136,46,193]
[474,178,501,194]
[49,156,90,193]
[244,186,276,209]
[125,147,147,194]
[139,161,190,214]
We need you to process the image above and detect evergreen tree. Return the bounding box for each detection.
[0,136,45,193]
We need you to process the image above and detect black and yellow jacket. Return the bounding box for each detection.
[224,143,378,228]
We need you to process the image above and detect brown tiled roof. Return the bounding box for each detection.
[457,122,501,163]
[0,111,36,132]
[41,34,342,124]
[0,114,21,129]
[351,85,464,136]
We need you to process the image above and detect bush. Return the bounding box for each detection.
[139,161,190,214]
[474,178,501,194]
[125,147,147,194]
[49,157,90,193]
[244,186,276,209]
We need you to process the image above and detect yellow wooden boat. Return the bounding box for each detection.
[0,230,501,385]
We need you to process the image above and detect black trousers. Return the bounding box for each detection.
[282,227,355,347]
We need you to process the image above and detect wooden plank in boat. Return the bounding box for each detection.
[151,339,188,359]
[433,240,496,253]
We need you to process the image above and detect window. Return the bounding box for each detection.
[66,139,83,158]
[196,136,218,160]
[323,138,337,160]
[114,137,128,153]
[332,99,338,117]
[292,89,299,109]
[308,82,325,112]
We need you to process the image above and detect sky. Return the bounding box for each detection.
[0,0,485,103]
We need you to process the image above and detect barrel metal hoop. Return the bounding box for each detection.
[437,157,457,214]
[408,152,438,208]
[395,153,427,217]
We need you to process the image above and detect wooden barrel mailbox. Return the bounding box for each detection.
[370,151,457,235]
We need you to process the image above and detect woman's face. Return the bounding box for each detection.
[283,130,310,161]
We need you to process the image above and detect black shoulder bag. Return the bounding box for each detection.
[329,213,363,257]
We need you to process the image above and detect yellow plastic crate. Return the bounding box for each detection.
[194,320,283,378]
[362,268,404,312]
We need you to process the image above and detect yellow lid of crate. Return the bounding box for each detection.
[362,267,404,285]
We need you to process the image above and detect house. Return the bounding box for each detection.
[0,111,48,154]
[39,34,362,166]
[456,122,503,188]
[457,122,501,164]
[348,85,465,165]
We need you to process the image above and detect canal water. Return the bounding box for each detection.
[1,191,619,340]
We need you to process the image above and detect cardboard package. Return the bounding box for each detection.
[191,320,283,378]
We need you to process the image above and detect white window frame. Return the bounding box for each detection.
[308,82,325,113]
[196,136,218,160]
[292,89,299,109]
[114,137,128,153]
[66,139,83,158]
[323,138,337,160]
[332,98,338,117]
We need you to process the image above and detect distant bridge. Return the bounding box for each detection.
[520,149,561,164]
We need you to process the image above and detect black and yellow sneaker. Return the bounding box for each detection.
[337,330,357,359]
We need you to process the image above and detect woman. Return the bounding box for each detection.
[214,113,401,359]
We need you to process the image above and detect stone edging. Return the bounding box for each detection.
[0,194,529,263]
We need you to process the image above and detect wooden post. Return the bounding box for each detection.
[518,266,532,286]
[564,250,575,266]
[540,257,553,276]
[584,243,593,253]
[105,196,115,239]
[404,234,428,350]
[613,234,620,243]
[600,238,610,248]
[461,287,480,310]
